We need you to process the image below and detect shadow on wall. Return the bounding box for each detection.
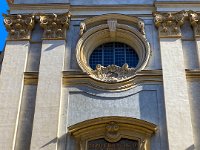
[40,133,70,149]
[186,145,195,150]
[0,51,5,73]
[44,42,64,51]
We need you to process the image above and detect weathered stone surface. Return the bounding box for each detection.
[160,38,194,150]
[0,41,29,150]
[30,40,65,150]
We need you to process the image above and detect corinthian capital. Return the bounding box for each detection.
[153,11,186,38]
[188,10,200,38]
[3,14,35,40]
[40,12,71,40]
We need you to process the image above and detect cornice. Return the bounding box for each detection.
[9,4,154,15]
[154,1,200,12]
[23,70,200,89]
[186,69,200,79]
[63,70,163,91]
[155,1,200,6]
[70,4,154,10]
[9,4,70,10]
[9,4,153,10]
[24,72,38,85]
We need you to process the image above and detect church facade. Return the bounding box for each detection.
[0,0,200,150]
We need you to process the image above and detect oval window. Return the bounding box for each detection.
[89,42,139,70]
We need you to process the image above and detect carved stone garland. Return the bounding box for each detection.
[3,14,35,40]
[92,63,135,83]
[40,12,71,40]
[153,11,186,38]
[188,10,200,38]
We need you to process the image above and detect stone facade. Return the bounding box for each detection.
[0,0,200,150]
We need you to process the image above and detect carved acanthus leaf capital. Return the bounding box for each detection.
[40,12,71,40]
[3,14,35,40]
[188,10,200,37]
[153,11,186,38]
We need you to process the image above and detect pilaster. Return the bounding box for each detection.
[0,14,34,150]
[188,10,200,67]
[154,11,194,150]
[188,10,200,149]
[30,12,70,150]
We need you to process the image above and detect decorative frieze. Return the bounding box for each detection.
[153,11,186,38]
[40,12,71,40]
[188,10,200,38]
[3,14,35,40]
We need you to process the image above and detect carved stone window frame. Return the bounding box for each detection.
[68,116,157,150]
[76,14,151,83]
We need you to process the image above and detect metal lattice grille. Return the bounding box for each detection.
[89,42,139,69]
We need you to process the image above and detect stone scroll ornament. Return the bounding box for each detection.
[188,10,200,37]
[92,63,135,83]
[40,12,71,40]
[3,14,35,40]
[153,11,186,38]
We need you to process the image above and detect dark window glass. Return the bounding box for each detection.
[89,42,139,69]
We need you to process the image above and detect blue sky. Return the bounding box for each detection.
[0,0,8,51]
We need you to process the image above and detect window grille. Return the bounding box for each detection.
[89,42,139,69]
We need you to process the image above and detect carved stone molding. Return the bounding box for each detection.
[153,11,186,38]
[3,14,35,40]
[92,64,135,83]
[105,122,121,142]
[107,19,117,38]
[40,12,71,40]
[68,116,157,150]
[188,10,200,38]
[76,14,151,85]
[138,20,145,35]
[80,22,86,36]
[79,14,147,38]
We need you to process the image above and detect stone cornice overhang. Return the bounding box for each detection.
[8,3,154,16]
[155,1,200,6]
[155,1,200,11]
[9,3,70,11]
[23,70,200,88]
[186,69,200,79]
[62,70,163,91]
[24,70,163,90]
